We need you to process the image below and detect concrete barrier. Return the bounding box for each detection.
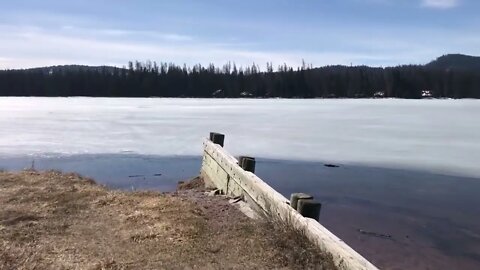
[200,135,378,270]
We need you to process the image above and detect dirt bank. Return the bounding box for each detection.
[0,170,335,270]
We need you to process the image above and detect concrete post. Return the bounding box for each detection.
[297,199,321,221]
[209,132,225,147]
[290,193,313,210]
[241,157,256,173]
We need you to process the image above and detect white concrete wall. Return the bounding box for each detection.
[200,139,378,270]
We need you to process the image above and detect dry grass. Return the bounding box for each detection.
[177,176,205,191]
[0,171,336,270]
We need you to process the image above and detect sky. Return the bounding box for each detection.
[0,0,479,69]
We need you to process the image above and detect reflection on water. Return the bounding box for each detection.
[1,154,479,270]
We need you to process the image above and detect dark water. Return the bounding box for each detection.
[0,154,201,191]
[1,155,479,270]
[255,159,480,270]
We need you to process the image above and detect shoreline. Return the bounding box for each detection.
[0,170,335,269]
[2,155,480,269]
[0,155,480,269]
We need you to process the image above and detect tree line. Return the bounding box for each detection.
[0,58,479,98]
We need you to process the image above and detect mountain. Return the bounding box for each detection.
[426,54,480,70]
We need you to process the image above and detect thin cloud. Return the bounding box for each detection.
[0,23,472,70]
[421,0,460,9]
[59,26,193,42]
[0,24,303,69]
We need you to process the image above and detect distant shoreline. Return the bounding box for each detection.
[1,54,479,99]
[0,96,467,99]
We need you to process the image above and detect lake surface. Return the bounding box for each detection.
[1,97,480,269]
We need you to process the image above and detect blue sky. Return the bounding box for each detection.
[0,0,478,69]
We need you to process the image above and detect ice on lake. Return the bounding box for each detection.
[0,97,479,177]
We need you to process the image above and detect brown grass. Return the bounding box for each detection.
[177,176,206,191]
[0,171,336,270]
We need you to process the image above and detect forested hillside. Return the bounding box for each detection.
[0,54,479,98]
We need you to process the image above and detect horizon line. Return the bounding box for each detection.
[1,53,476,71]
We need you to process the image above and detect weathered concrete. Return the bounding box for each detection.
[200,139,378,270]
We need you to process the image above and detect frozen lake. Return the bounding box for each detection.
[1,97,479,177]
[1,97,480,269]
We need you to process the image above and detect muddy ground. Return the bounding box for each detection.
[0,170,335,270]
